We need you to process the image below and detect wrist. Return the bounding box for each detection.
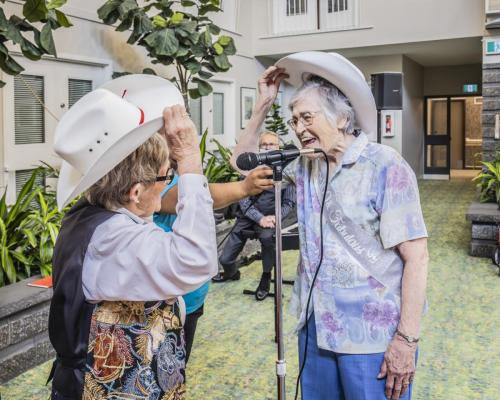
[176,155,202,175]
[394,329,419,346]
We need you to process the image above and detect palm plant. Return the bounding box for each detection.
[473,150,500,205]
[0,167,71,286]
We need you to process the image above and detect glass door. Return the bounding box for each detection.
[424,97,450,177]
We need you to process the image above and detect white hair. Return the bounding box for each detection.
[288,75,356,135]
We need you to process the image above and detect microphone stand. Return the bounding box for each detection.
[272,162,286,400]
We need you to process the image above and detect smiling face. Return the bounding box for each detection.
[290,90,346,158]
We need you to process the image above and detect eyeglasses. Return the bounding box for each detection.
[259,142,280,150]
[155,168,175,185]
[287,111,322,131]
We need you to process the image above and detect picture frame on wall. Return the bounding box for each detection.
[240,87,256,129]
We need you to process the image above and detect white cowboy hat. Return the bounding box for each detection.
[54,74,183,209]
[275,51,377,135]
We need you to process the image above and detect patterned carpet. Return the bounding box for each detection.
[1,178,499,399]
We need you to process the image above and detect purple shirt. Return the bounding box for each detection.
[288,133,428,354]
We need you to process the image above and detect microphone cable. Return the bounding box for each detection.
[294,150,329,400]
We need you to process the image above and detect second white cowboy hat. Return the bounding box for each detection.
[275,51,377,135]
[54,74,184,209]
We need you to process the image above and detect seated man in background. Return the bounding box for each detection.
[212,131,296,301]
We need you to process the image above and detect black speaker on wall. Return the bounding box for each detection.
[371,73,403,110]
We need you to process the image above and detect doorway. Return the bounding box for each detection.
[424,95,482,179]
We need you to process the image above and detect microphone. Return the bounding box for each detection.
[236,145,321,171]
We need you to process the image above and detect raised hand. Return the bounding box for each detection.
[256,66,289,111]
[161,105,202,175]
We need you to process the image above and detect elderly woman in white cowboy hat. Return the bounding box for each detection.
[48,74,273,400]
[232,52,429,400]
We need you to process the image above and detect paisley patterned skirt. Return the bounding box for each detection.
[83,300,186,400]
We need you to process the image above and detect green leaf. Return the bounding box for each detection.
[181,0,196,6]
[222,38,236,56]
[55,10,72,27]
[128,13,153,44]
[1,247,16,283]
[10,250,30,265]
[97,0,121,24]
[0,189,7,220]
[185,59,201,73]
[199,128,208,162]
[171,12,184,24]
[213,42,223,55]
[142,67,157,75]
[175,45,189,58]
[153,15,167,28]
[203,30,212,46]
[0,8,8,30]
[5,24,23,44]
[0,53,24,76]
[22,229,37,248]
[189,87,201,99]
[218,35,231,46]
[47,223,57,245]
[214,53,231,70]
[23,0,49,23]
[199,4,221,15]
[118,0,138,17]
[47,0,67,10]
[208,23,221,35]
[116,11,134,31]
[20,39,43,61]
[198,70,213,79]
[40,23,56,56]
[144,29,179,56]
[197,79,212,96]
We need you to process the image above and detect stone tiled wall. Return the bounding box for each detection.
[0,277,54,383]
[482,63,500,161]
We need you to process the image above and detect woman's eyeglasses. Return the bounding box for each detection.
[155,168,175,185]
[287,111,322,131]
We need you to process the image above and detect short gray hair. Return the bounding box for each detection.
[289,75,356,135]
[85,133,168,210]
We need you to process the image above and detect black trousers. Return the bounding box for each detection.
[219,217,275,276]
[184,304,204,364]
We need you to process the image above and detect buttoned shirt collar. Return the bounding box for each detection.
[342,132,369,166]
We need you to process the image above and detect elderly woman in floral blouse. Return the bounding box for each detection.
[232,53,429,400]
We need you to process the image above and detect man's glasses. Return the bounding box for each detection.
[287,111,322,131]
[155,168,175,185]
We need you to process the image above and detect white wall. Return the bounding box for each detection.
[252,0,485,56]
[402,56,425,176]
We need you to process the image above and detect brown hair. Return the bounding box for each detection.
[85,133,168,209]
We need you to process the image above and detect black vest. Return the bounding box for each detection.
[48,199,116,399]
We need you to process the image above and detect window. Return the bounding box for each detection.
[486,0,500,14]
[213,92,224,135]
[68,79,92,108]
[328,0,348,13]
[286,0,307,16]
[14,74,45,145]
[190,97,203,135]
[15,169,45,196]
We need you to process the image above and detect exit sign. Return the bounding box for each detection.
[463,84,478,93]
[486,39,500,54]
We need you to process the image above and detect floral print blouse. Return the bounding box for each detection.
[288,132,428,354]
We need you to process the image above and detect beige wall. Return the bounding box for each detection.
[424,64,482,96]
[252,0,484,56]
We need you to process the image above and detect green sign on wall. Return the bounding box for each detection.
[486,40,500,55]
[463,84,478,93]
